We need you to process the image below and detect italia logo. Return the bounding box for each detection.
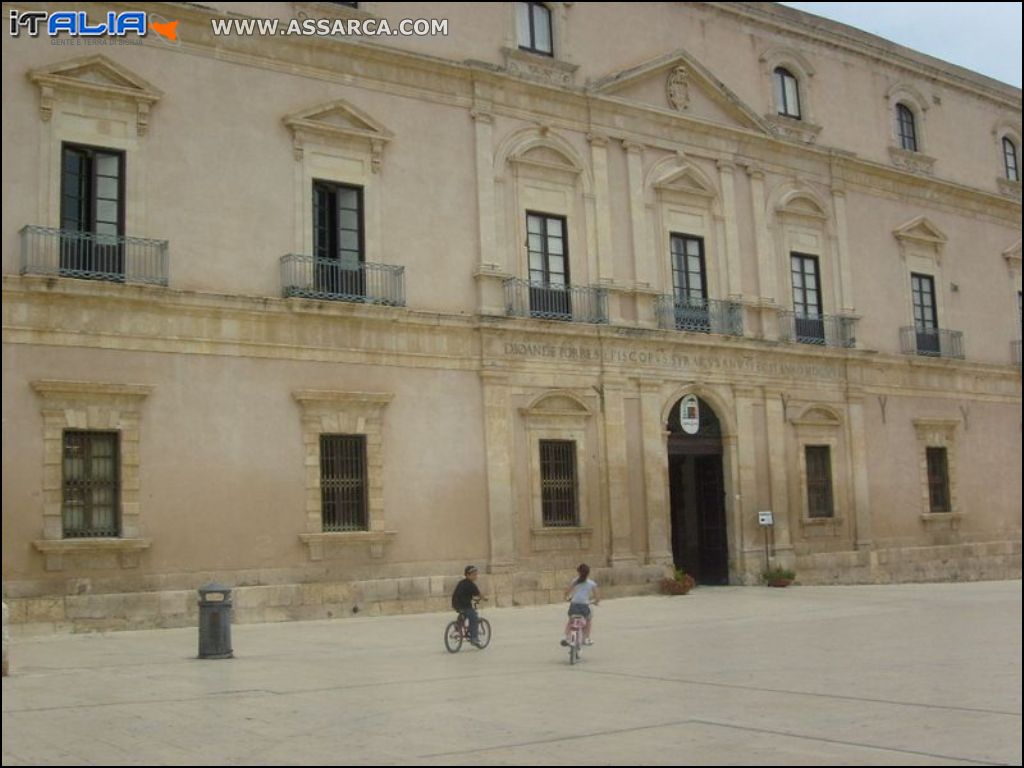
[8,10,178,40]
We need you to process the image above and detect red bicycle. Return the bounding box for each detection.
[565,608,588,665]
[444,597,491,652]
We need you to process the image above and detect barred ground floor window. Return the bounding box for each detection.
[320,434,368,531]
[539,439,578,527]
[804,444,834,519]
[62,430,120,538]
[926,446,951,513]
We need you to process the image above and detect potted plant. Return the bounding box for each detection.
[660,568,696,595]
[761,565,796,587]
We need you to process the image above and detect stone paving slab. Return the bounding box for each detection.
[2,581,1020,765]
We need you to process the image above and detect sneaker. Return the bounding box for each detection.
[583,638,593,646]
[470,639,483,648]
[560,639,569,647]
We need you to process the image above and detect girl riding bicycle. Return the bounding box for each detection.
[561,563,600,647]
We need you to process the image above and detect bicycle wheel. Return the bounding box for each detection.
[444,620,463,653]
[476,618,492,649]
[569,631,578,665]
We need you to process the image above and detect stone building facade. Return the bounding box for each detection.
[1,2,1021,632]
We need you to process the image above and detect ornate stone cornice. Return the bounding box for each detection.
[997,178,1022,201]
[31,380,153,401]
[283,99,393,171]
[27,54,162,135]
[709,2,1020,108]
[501,47,579,88]
[292,390,394,409]
[764,114,823,145]
[888,146,937,176]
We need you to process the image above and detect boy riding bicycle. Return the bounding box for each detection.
[561,563,600,647]
[451,565,485,647]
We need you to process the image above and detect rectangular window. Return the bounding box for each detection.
[517,1,552,56]
[791,252,824,343]
[526,212,571,319]
[1004,138,1019,182]
[911,273,939,356]
[670,234,707,303]
[670,233,710,332]
[313,181,364,297]
[540,439,578,527]
[60,143,125,279]
[62,431,120,538]
[320,435,368,531]
[805,445,834,519]
[926,447,951,513]
[774,68,801,119]
[897,104,918,152]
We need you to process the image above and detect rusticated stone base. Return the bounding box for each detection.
[759,540,1021,586]
[4,563,669,636]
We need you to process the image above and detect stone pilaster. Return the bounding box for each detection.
[623,141,650,289]
[831,186,855,314]
[717,159,743,299]
[602,377,635,565]
[471,105,506,315]
[847,392,874,551]
[481,370,516,571]
[638,377,671,565]
[764,388,794,555]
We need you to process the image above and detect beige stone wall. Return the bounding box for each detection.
[1,2,1020,631]
[2,327,491,581]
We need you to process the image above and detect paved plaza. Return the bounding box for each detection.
[2,581,1021,765]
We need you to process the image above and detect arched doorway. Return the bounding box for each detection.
[667,396,728,584]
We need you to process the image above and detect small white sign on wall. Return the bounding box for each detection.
[680,394,700,435]
[758,510,774,526]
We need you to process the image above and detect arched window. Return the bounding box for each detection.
[1003,136,1019,182]
[896,103,918,152]
[774,67,801,119]
[517,2,552,56]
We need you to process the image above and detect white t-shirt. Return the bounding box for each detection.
[568,578,597,605]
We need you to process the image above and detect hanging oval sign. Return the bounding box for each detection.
[680,395,700,435]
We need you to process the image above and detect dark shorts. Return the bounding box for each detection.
[567,604,591,618]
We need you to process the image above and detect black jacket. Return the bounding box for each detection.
[451,578,480,611]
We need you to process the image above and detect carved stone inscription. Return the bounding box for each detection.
[500,340,844,381]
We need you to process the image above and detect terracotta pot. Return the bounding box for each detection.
[660,578,694,595]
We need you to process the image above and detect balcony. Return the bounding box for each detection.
[899,327,965,360]
[655,295,743,337]
[778,311,856,348]
[20,225,169,286]
[503,278,608,324]
[281,254,405,307]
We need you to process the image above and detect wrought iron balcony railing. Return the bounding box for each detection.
[503,278,608,324]
[20,225,169,286]
[281,254,405,307]
[778,311,856,348]
[655,295,743,336]
[900,326,965,360]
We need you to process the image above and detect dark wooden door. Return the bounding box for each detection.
[696,455,728,585]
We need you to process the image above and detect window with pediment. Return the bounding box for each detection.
[886,85,934,174]
[24,56,164,284]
